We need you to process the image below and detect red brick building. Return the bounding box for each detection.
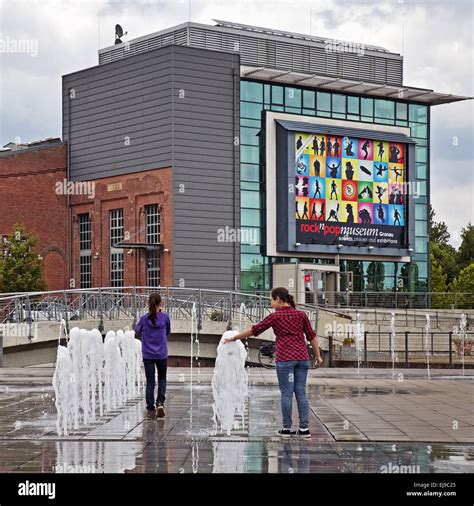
[0,139,173,291]
[0,140,68,290]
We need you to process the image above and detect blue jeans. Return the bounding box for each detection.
[276,360,310,430]
[143,358,167,411]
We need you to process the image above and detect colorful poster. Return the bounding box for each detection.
[294,132,407,248]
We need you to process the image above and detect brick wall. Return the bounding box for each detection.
[0,145,68,290]
[70,168,173,288]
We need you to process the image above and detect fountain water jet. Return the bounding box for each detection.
[212,330,248,436]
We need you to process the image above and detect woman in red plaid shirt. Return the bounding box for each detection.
[224,287,323,438]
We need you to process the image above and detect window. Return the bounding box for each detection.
[146,204,161,287]
[78,213,91,289]
[272,86,283,104]
[415,221,427,237]
[348,96,359,115]
[416,164,427,179]
[361,98,374,118]
[109,209,124,288]
[303,90,315,109]
[396,102,407,121]
[415,204,427,220]
[409,104,428,123]
[410,123,428,139]
[332,94,346,118]
[241,145,259,164]
[317,92,331,113]
[415,238,428,254]
[241,127,260,146]
[374,99,395,123]
[241,190,260,209]
[240,81,263,102]
[241,164,260,182]
[241,102,262,119]
[285,88,301,108]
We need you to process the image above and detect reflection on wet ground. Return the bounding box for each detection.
[0,367,472,473]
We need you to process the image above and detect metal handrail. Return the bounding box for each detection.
[0,286,321,325]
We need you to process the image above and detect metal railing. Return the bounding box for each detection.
[247,291,474,310]
[334,331,474,368]
[0,287,326,333]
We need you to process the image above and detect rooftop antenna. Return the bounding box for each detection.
[115,24,127,45]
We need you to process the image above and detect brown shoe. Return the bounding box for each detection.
[156,403,165,418]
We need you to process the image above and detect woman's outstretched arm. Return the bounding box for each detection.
[223,328,253,343]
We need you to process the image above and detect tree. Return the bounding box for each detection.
[457,223,474,271]
[449,264,474,309]
[431,242,459,285]
[0,224,46,292]
[429,205,450,245]
[430,253,449,308]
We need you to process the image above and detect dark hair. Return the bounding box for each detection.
[148,293,162,324]
[271,287,296,308]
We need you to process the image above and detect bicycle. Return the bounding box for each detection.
[258,341,322,369]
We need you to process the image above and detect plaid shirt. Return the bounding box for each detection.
[251,306,316,362]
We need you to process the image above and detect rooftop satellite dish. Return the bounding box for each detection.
[115,24,128,45]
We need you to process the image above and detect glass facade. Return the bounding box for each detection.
[240,80,429,293]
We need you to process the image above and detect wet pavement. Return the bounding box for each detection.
[0,366,472,473]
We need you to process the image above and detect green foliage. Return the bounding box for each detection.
[457,224,474,271]
[428,205,450,245]
[0,224,46,293]
[430,242,458,285]
[448,263,474,309]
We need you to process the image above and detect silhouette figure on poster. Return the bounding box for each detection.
[389,146,401,163]
[296,136,303,150]
[377,204,385,223]
[296,201,300,219]
[394,208,401,226]
[361,140,370,159]
[296,156,307,175]
[360,165,372,177]
[374,163,388,177]
[327,203,340,222]
[333,138,340,157]
[375,185,387,203]
[302,177,309,197]
[358,185,373,199]
[389,187,403,205]
[377,142,384,161]
[320,138,326,156]
[345,161,354,180]
[327,160,341,178]
[312,137,319,155]
[327,139,333,156]
[391,166,402,182]
[345,140,355,157]
[318,201,325,221]
[310,202,318,220]
[302,201,309,219]
[313,179,322,198]
[313,159,321,177]
[330,180,338,200]
[346,204,354,224]
[359,208,372,224]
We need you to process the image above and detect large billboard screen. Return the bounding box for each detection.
[294,131,407,248]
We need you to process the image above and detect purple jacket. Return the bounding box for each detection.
[135,311,171,360]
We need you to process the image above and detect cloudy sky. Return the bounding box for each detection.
[0,0,472,247]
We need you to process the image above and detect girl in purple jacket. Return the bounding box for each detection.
[135,293,171,419]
